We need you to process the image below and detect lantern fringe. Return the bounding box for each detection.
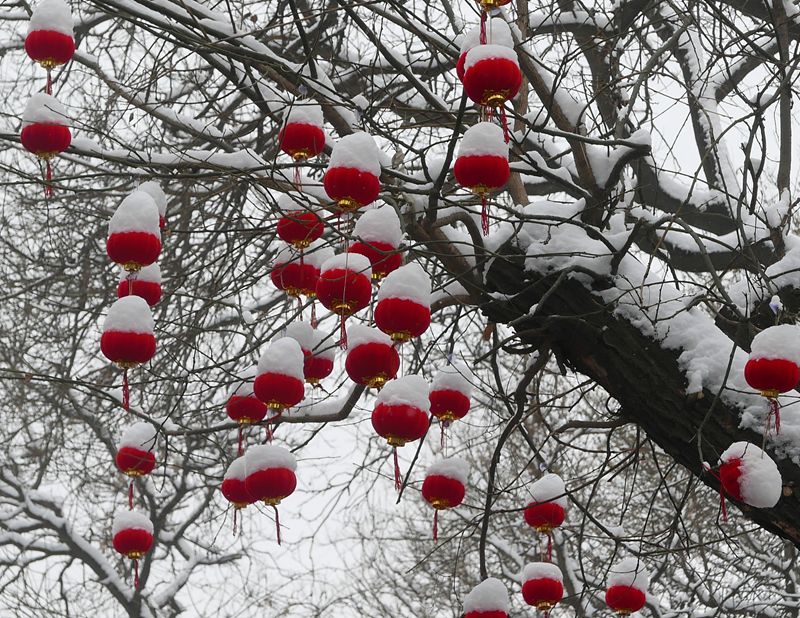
[500,106,510,143]
[547,531,553,561]
[310,301,317,329]
[393,447,402,492]
[45,160,54,198]
[293,165,301,190]
[238,426,244,457]
[433,510,439,541]
[122,368,130,411]
[233,507,238,536]
[770,397,781,434]
[127,271,135,295]
[133,558,140,590]
[339,317,348,349]
[266,422,273,444]
[481,195,489,236]
[128,480,134,510]
[46,68,52,95]
[273,505,282,545]
[479,9,487,44]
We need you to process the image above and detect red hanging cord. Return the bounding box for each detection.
[339,317,347,349]
[273,505,282,545]
[128,480,134,509]
[500,106,510,143]
[479,9,487,44]
[45,160,54,197]
[233,508,238,536]
[704,463,728,523]
[547,532,553,561]
[238,426,244,456]
[770,397,781,434]
[433,510,439,541]
[46,68,52,95]
[393,447,402,492]
[310,301,317,329]
[123,368,130,411]
[293,165,301,189]
[133,559,140,590]
[481,195,489,236]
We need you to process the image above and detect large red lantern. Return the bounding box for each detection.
[138,181,168,230]
[718,441,781,516]
[347,204,403,280]
[463,578,509,618]
[20,93,71,195]
[107,191,162,272]
[276,193,324,249]
[605,558,648,616]
[429,361,473,424]
[462,44,521,108]
[117,263,162,307]
[456,19,514,82]
[317,253,373,346]
[116,422,157,478]
[25,0,75,71]
[244,444,297,543]
[324,132,381,213]
[279,103,326,161]
[254,338,306,417]
[454,122,510,235]
[522,562,563,613]
[374,263,431,343]
[345,325,399,389]
[270,245,329,299]
[744,325,800,434]
[422,457,468,540]
[221,456,255,533]
[112,509,154,589]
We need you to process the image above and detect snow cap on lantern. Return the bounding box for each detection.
[348,204,404,280]
[20,93,71,158]
[454,122,510,198]
[457,19,514,81]
[324,131,381,212]
[745,324,800,396]
[107,191,162,271]
[117,263,162,307]
[244,443,297,505]
[271,246,321,298]
[525,473,567,531]
[276,193,324,249]
[280,321,314,354]
[280,103,326,161]
[116,422,157,477]
[374,263,431,343]
[304,239,336,269]
[372,374,430,446]
[316,252,373,317]
[25,0,75,68]
[226,366,267,424]
[221,456,254,508]
[255,337,306,410]
[112,509,154,558]
[522,562,564,610]
[137,181,168,228]
[718,441,782,508]
[423,456,468,509]
[100,296,156,367]
[345,324,400,388]
[606,557,648,615]
[430,361,473,422]
[463,577,509,617]
[463,44,522,107]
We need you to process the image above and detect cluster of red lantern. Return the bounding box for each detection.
[347,204,404,280]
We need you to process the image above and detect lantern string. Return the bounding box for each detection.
[128,480,134,510]
[127,271,135,295]
[293,165,301,190]
[232,507,238,536]
[500,106,510,144]
[547,532,553,561]
[479,9,487,44]
[393,447,402,492]
[133,558,140,590]
[770,397,781,435]
[440,421,446,453]
[122,368,130,411]
[46,68,52,95]
[481,195,489,236]
[433,510,439,541]
[238,426,244,457]
[266,422,273,444]
[310,301,317,329]
[273,505,281,545]
[45,160,54,198]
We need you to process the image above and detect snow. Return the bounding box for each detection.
[460,19,514,53]
[277,192,313,214]
[112,509,153,535]
[103,296,155,334]
[304,240,335,269]
[347,324,392,350]
[719,442,782,508]
[257,337,304,380]
[375,375,430,411]
[523,562,563,582]
[108,191,161,235]
[320,252,372,277]
[119,263,160,284]
[464,44,519,73]
[608,557,649,592]
[284,102,324,128]
[273,247,294,267]
[458,122,508,159]
[245,444,297,473]
[376,263,431,306]
[353,204,403,246]
[224,456,247,481]
[431,361,473,397]
[137,181,167,217]
[426,457,468,484]
[281,321,314,352]
[311,328,336,361]
[227,366,257,398]
[118,422,157,450]
[28,0,73,36]
[327,132,381,176]
[749,325,800,365]
[22,93,69,128]
[530,473,567,508]
[463,577,509,612]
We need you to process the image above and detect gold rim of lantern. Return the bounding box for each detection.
[479,0,507,8]
[124,469,145,477]
[336,196,361,213]
[233,502,248,509]
[115,360,141,370]
[331,300,356,315]
[386,435,406,447]
[306,377,320,385]
[292,150,311,162]
[126,550,146,559]
[38,58,64,70]
[122,261,143,273]
[536,601,556,611]
[238,417,256,425]
[481,90,509,107]
[36,151,58,161]
[435,411,459,422]
[371,272,385,281]
[471,184,491,197]
[761,389,780,398]
[263,496,284,506]
[430,498,451,510]
[534,524,554,533]
[267,401,284,410]
[291,239,313,249]
[390,331,412,344]
[365,375,389,389]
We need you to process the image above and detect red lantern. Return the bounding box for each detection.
[112,510,154,589]
[100,297,157,368]
[254,338,306,414]
[244,444,297,544]
[276,193,324,249]
[456,19,514,82]
[524,473,567,532]
[324,132,381,213]
[347,204,404,280]
[605,558,648,616]
[279,103,326,161]
[221,457,254,509]
[138,181,168,230]
[462,44,521,108]
[345,325,400,388]
[20,93,71,195]
[107,191,162,272]
[117,263,162,307]
[25,0,75,70]
[463,578,509,618]
[374,263,431,343]
[305,328,336,385]
[316,253,373,325]
[115,422,157,477]
[422,457,467,540]
[270,247,322,298]
[226,367,268,453]
[718,442,781,511]
[429,361,473,423]
[522,562,564,612]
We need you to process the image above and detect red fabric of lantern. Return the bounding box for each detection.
[20,123,71,158]
[107,191,162,271]
[227,394,267,424]
[462,46,522,107]
[101,331,156,367]
[271,248,321,298]
[422,474,466,509]
[430,389,471,421]
[371,375,430,446]
[244,445,297,505]
[279,123,326,161]
[117,278,161,307]
[324,132,381,212]
[454,154,510,195]
[277,211,324,249]
[107,232,162,271]
[464,613,507,618]
[524,501,565,532]
[719,457,744,501]
[254,338,306,410]
[113,528,154,558]
[605,586,646,615]
[348,241,402,280]
[25,30,75,67]
[222,457,254,508]
[522,563,564,610]
[116,447,156,477]
[305,355,334,384]
[316,253,373,316]
[744,357,799,396]
[345,326,400,388]
[375,297,430,343]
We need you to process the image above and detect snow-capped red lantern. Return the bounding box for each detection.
[138,181,168,230]
[226,366,268,453]
[25,0,75,73]
[117,263,162,307]
[463,44,521,109]
[718,441,781,517]
[221,456,254,533]
[285,324,335,385]
[20,93,71,195]
[374,263,431,343]
[254,337,305,419]
[744,324,800,434]
[112,509,154,589]
[463,577,509,618]
[276,193,324,249]
[270,244,329,299]
[279,103,326,161]
[429,361,473,424]
[244,444,297,543]
[323,132,381,213]
[422,457,468,540]
[345,325,400,389]
[605,558,648,616]
[115,422,157,478]
[522,562,564,613]
[456,19,514,82]
[524,473,567,532]
[107,191,162,272]
[317,253,373,345]
[454,122,510,235]
[347,204,404,280]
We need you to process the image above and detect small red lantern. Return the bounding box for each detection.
[462,44,521,108]
[454,122,510,235]
[605,558,648,616]
[456,19,514,82]
[429,361,473,424]
[524,473,567,561]
[276,193,324,249]
[117,263,162,307]
[271,247,323,298]
[254,338,306,418]
[374,263,431,343]
[345,325,400,389]
[347,204,404,280]
[25,0,75,71]
[20,93,71,195]
[226,366,268,453]
[116,422,157,478]
[324,132,381,213]
[221,456,254,533]
[244,444,297,543]
[305,328,336,385]
[316,253,372,316]
[522,562,564,613]
[112,510,154,589]
[279,103,326,161]
[422,457,467,540]
[107,191,162,272]
[718,442,781,513]
[463,578,509,618]
[138,181,168,230]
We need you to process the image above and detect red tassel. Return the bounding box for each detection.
[45,160,54,197]
[547,532,553,561]
[266,423,273,444]
[127,272,135,295]
[238,426,244,456]
[293,165,301,189]
[310,302,317,329]
[500,106,510,143]
[479,10,487,44]
[133,559,140,590]
[273,505,282,545]
[233,507,238,536]
[433,510,439,541]
[770,397,781,434]
[440,421,446,452]
[128,480,134,509]
[393,447,402,492]
[339,317,348,349]
[123,369,130,411]
[46,68,52,95]
[481,195,489,236]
